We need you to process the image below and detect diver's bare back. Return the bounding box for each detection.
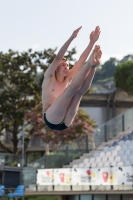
[42,73,70,113]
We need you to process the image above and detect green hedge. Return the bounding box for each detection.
[25,196,58,200]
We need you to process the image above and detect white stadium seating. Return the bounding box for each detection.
[61,126,133,191]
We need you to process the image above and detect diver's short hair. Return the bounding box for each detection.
[62,57,68,62]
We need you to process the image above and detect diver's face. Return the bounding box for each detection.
[57,60,69,76]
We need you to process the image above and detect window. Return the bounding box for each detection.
[80,194,92,200]
[123,194,132,200]
[68,195,79,200]
[94,195,106,200]
[108,194,120,200]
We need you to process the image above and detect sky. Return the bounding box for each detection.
[0,0,133,64]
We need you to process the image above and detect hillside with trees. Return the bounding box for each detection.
[91,54,133,92]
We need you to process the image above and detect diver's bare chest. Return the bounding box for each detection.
[51,82,67,95]
[50,79,68,97]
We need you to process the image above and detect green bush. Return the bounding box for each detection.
[25,195,58,200]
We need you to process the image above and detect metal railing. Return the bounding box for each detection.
[27,134,89,169]
[0,153,21,167]
[94,108,133,148]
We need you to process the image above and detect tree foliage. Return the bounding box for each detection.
[114,60,133,95]
[0,48,76,154]
[93,57,119,82]
[120,54,133,63]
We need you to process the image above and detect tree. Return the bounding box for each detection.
[120,54,133,63]
[114,60,133,95]
[0,48,76,154]
[93,57,119,82]
[102,58,119,78]
[24,103,97,151]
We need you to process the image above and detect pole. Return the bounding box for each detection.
[86,134,89,153]
[22,126,25,167]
